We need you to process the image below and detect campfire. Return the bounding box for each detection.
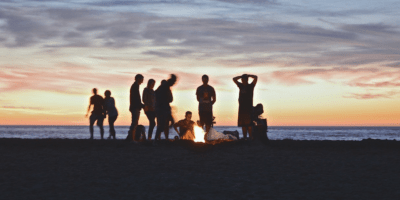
[193,126,206,143]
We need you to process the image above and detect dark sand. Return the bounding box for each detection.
[1,138,400,200]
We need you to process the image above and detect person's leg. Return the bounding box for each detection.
[248,126,253,140]
[109,115,117,139]
[107,116,112,139]
[155,112,164,141]
[242,127,248,139]
[128,110,140,141]
[89,114,96,139]
[146,111,156,140]
[97,116,104,140]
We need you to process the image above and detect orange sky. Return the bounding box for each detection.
[1,1,400,126]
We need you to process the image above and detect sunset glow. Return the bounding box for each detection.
[1,1,400,126]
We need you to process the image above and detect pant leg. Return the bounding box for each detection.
[89,114,97,139]
[155,111,168,140]
[108,115,118,139]
[145,111,156,140]
[128,110,140,141]
[96,115,105,139]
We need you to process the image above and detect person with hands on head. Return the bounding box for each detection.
[233,74,258,140]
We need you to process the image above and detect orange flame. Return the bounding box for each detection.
[193,126,206,143]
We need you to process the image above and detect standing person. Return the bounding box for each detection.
[196,75,216,139]
[85,88,105,140]
[143,79,156,140]
[154,74,177,143]
[233,74,258,140]
[173,111,195,140]
[104,90,118,140]
[128,74,145,142]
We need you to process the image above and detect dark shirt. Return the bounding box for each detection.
[155,83,173,112]
[236,82,255,109]
[90,95,104,116]
[196,85,215,112]
[130,82,144,112]
[175,119,195,136]
[143,87,156,112]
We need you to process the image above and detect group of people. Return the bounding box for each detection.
[86,73,258,142]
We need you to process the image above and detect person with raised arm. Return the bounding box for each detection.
[233,74,258,140]
[143,79,156,140]
[104,90,118,140]
[196,75,216,139]
[85,88,105,140]
[154,74,177,144]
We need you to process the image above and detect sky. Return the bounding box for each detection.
[1,0,400,126]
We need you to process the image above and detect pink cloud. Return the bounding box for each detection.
[344,91,400,99]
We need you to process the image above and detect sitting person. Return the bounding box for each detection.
[173,111,195,140]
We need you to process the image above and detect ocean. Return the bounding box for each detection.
[0,126,399,141]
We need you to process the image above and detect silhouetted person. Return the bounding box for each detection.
[128,74,145,142]
[154,75,177,143]
[173,111,195,140]
[233,74,258,140]
[196,74,216,139]
[143,79,156,140]
[85,88,105,139]
[104,90,118,140]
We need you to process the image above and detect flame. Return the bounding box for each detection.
[193,125,206,143]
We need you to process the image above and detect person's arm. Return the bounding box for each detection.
[211,87,216,105]
[249,75,258,85]
[233,76,241,86]
[196,87,201,103]
[85,98,92,117]
[85,104,91,117]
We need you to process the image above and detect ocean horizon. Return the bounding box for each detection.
[1,125,399,141]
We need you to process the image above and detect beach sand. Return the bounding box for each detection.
[1,138,400,199]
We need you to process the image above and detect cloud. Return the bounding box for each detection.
[270,67,381,86]
[344,91,400,100]
[0,3,399,68]
[0,64,133,94]
[214,0,278,5]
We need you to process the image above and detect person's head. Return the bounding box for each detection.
[147,79,155,89]
[135,74,144,85]
[104,90,111,98]
[242,74,249,85]
[92,88,97,95]
[185,111,192,121]
[167,74,177,86]
[202,74,209,85]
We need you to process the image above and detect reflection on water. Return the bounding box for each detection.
[0,126,399,141]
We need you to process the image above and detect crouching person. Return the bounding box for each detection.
[173,111,195,140]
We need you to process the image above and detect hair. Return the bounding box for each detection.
[147,79,155,87]
[167,74,177,86]
[202,74,209,80]
[135,74,144,81]
[92,88,97,94]
[185,111,192,116]
[104,90,111,97]
[242,74,249,80]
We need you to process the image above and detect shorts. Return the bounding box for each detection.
[90,113,104,126]
[199,111,213,126]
